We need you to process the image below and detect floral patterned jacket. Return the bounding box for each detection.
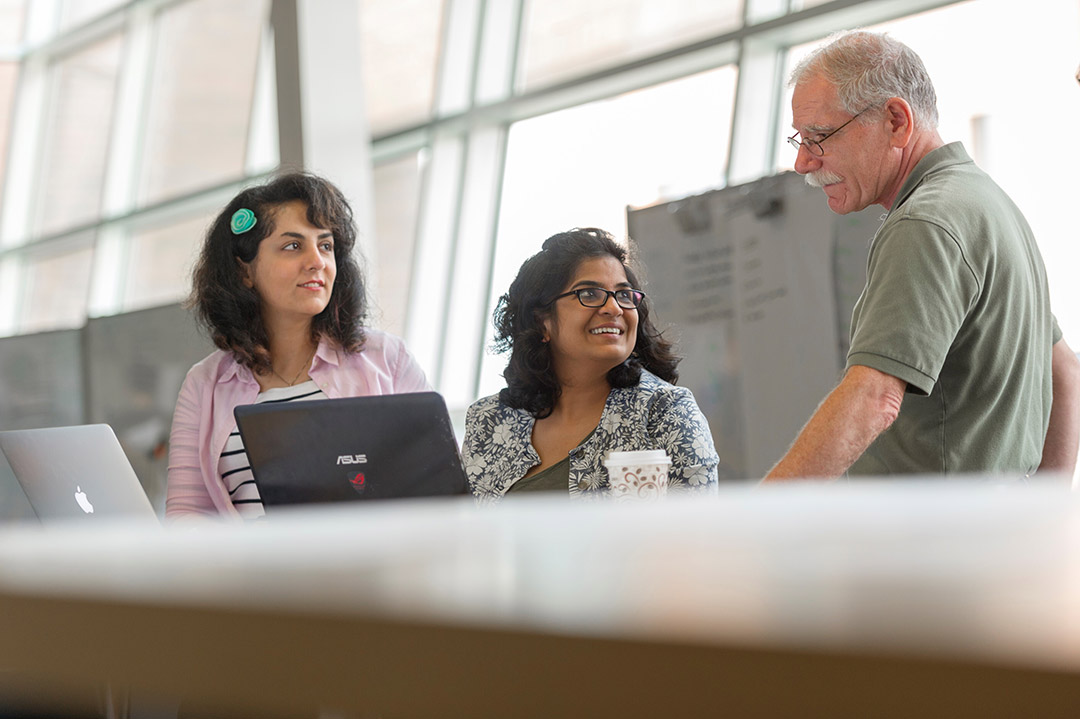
[462,369,719,504]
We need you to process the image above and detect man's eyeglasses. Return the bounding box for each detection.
[787,106,872,157]
[550,287,645,310]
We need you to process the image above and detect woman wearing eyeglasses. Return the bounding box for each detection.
[462,227,718,503]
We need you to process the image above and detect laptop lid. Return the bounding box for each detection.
[0,424,157,523]
[234,392,468,509]
[0,445,36,523]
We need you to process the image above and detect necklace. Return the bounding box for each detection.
[271,347,317,387]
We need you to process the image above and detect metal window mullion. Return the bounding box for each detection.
[404,0,484,386]
[91,2,156,317]
[444,0,522,403]
[432,0,483,119]
[0,255,22,336]
[0,52,48,247]
[404,134,465,383]
[438,125,508,407]
[101,2,154,217]
[726,36,785,186]
[245,14,280,175]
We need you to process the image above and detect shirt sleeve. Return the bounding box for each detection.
[847,218,980,396]
[387,334,432,393]
[461,401,490,501]
[165,369,219,519]
[647,386,719,494]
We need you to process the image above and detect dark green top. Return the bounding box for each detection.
[505,454,570,493]
[505,429,597,494]
[848,142,1056,475]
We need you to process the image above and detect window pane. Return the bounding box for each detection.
[479,67,737,396]
[0,62,18,212]
[19,242,94,333]
[123,214,211,312]
[372,153,422,338]
[138,0,267,205]
[0,0,26,44]
[520,0,743,90]
[778,0,1080,343]
[33,35,123,236]
[58,0,124,30]
[359,0,443,136]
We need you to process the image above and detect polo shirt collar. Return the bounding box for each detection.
[891,141,971,212]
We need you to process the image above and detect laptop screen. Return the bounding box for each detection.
[234,392,468,509]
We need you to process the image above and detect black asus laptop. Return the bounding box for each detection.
[233,392,469,509]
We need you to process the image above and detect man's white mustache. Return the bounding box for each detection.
[805,170,843,188]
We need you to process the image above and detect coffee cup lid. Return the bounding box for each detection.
[604,450,670,466]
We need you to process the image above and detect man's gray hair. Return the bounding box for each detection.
[789,30,939,129]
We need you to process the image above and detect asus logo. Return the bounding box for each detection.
[336,454,368,465]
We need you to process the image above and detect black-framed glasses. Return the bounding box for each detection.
[787,106,872,156]
[550,287,645,310]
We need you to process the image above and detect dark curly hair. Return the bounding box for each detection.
[494,227,680,418]
[188,172,367,375]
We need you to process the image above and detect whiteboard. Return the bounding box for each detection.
[0,329,83,431]
[84,303,216,511]
[627,171,884,480]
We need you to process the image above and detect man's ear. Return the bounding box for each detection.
[237,257,254,288]
[884,97,914,148]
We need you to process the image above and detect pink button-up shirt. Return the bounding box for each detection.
[165,330,430,519]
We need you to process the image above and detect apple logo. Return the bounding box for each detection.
[74,486,94,514]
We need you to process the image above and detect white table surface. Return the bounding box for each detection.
[2,480,1080,717]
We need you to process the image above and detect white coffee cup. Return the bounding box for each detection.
[604,450,671,501]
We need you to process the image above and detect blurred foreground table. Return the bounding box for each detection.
[1,481,1080,717]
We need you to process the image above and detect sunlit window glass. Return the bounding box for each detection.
[519,0,742,90]
[789,0,834,11]
[372,153,422,338]
[359,0,443,136]
[0,0,26,44]
[33,35,123,236]
[777,0,1080,344]
[138,0,267,206]
[0,63,19,215]
[478,66,737,396]
[58,0,125,30]
[19,241,94,333]
[123,213,212,312]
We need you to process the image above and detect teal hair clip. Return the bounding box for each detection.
[230,208,257,235]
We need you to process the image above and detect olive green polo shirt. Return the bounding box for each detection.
[847,142,1058,476]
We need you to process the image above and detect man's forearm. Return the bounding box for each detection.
[764,366,905,481]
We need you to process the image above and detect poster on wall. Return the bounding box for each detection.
[628,171,883,479]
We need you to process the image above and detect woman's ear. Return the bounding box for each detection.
[540,313,553,343]
[531,307,553,343]
[236,257,254,288]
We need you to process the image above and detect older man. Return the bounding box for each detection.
[765,30,1080,480]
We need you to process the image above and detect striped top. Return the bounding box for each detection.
[217,381,328,519]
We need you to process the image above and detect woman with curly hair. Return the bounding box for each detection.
[463,227,717,503]
[166,173,429,519]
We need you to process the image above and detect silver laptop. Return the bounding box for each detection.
[0,424,157,523]
[0,447,35,523]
